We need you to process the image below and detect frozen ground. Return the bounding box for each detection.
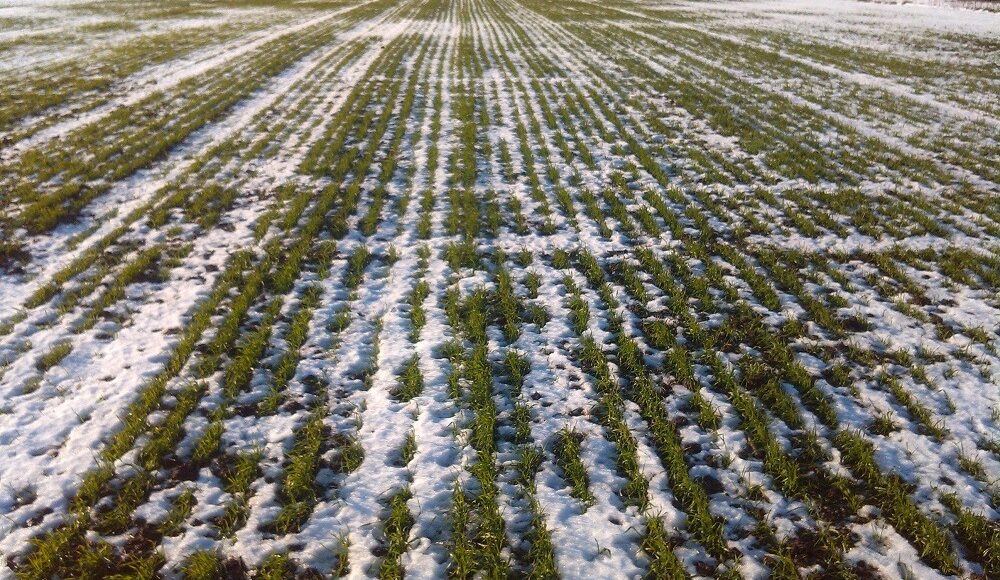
[0,0,998,578]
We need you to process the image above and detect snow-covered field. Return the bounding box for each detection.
[0,0,998,577]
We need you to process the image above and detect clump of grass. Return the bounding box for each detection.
[345,245,371,288]
[940,493,1000,577]
[824,362,853,389]
[160,488,196,537]
[642,516,688,578]
[869,410,899,436]
[0,238,30,273]
[272,408,327,534]
[332,534,351,577]
[215,451,261,537]
[190,420,223,463]
[417,191,434,239]
[181,550,224,580]
[394,355,424,401]
[35,340,73,372]
[312,240,337,280]
[527,303,548,328]
[504,350,530,396]
[493,267,522,342]
[408,281,430,341]
[136,382,205,471]
[565,279,590,335]
[552,248,570,269]
[524,271,541,298]
[330,434,365,474]
[328,306,351,334]
[957,452,987,482]
[21,375,43,395]
[444,241,479,270]
[512,404,532,444]
[554,428,594,506]
[398,431,416,466]
[448,482,475,577]
[257,553,294,580]
[378,487,414,579]
[515,443,557,575]
[525,496,558,578]
[687,390,721,430]
[222,299,281,398]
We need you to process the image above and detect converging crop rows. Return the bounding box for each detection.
[0,0,998,578]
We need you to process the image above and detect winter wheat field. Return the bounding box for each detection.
[0,0,999,578]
